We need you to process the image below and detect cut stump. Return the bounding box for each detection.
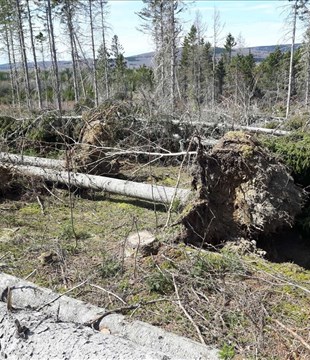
[125,230,159,257]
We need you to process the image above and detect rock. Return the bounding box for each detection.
[181,132,305,246]
[125,230,160,257]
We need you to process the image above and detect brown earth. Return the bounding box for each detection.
[181,131,305,246]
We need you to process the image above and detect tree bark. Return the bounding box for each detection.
[0,152,65,170]
[99,0,110,99]
[0,155,191,205]
[3,23,16,107]
[65,0,79,102]
[0,273,218,360]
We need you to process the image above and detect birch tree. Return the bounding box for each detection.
[211,8,224,106]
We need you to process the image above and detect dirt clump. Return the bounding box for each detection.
[0,165,13,194]
[66,102,131,175]
[181,131,305,246]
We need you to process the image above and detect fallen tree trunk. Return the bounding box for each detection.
[0,152,65,170]
[0,273,218,360]
[9,164,191,205]
[0,150,197,168]
[170,120,290,136]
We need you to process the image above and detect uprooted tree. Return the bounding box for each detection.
[180,131,305,245]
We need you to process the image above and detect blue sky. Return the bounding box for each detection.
[0,1,304,64]
[108,0,305,56]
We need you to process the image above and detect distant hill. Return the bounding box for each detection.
[0,44,301,72]
[126,44,301,68]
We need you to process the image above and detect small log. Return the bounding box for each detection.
[9,164,191,205]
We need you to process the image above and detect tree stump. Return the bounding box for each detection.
[125,230,160,257]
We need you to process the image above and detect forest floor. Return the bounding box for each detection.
[0,163,309,359]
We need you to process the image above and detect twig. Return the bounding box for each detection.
[84,298,170,328]
[24,269,37,280]
[36,195,45,215]
[271,318,310,352]
[42,184,68,205]
[7,287,13,312]
[257,270,310,295]
[89,284,127,305]
[164,138,193,228]
[37,279,88,311]
[172,275,206,345]
[0,252,11,261]
[133,217,140,278]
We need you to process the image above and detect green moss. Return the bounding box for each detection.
[240,144,254,158]
[19,203,42,216]
[272,301,308,325]
[161,177,176,187]
[219,343,235,360]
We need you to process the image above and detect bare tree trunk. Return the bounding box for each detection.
[25,0,43,110]
[212,8,223,107]
[8,24,21,110]
[46,0,62,112]
[0,273,217,360]
[286,0,298,119]
[2,160,191,205]
[74,33,91,98]
[89,0,98,106]
[4,24,16,107]
[169,1,176,112]
[64,0,79,102]
[100,0,110,99]
[15,0,31,109]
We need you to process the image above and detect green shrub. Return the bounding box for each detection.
[260,131,310,186]
[219,343,235,360]
[100,255,121,278]
[191,251,244,278]
[146,271,174,294]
